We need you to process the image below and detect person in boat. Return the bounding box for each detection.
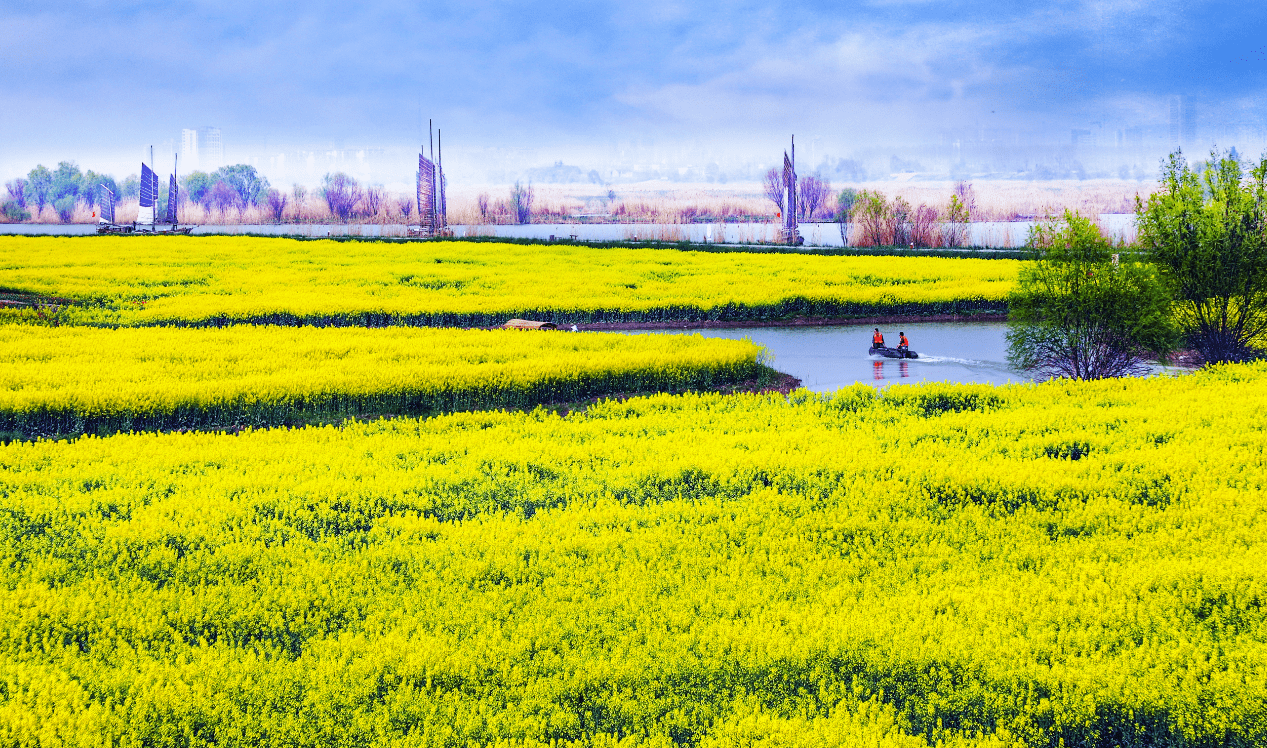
[898,332,910,354]
[872,328,885,348]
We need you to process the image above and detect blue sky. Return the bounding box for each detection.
[2,0,1266,180]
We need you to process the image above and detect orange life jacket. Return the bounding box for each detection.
[900,335,909,347]
[872,332,884,346]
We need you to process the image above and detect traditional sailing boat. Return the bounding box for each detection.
[96,148,192,234]
[782,136,803,246]
[409,120,448,238]
[137,148,193,234]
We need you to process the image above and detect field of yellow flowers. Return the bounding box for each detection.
[0,364,1262,746]
[0,236,1017,326]
[0,325,762,439]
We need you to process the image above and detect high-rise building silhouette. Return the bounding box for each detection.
[1170,97,1197,148]
[198,127,223,168]
[181,129,199,169]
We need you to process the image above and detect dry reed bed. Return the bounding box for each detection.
[5,180,1158,227]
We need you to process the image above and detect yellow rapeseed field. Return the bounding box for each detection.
[0,364,1263,746]
[0,236,1018,326]
[0,325,761,438]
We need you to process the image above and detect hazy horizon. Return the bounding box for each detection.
[3,0,1266,188]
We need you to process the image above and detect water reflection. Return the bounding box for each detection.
[633,321,1028,390]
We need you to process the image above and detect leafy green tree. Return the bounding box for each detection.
[212,164,269,208]
[1135,150,1267,363]
[51,161,83,202]
[81,170,103,209]
[181,171,214,205]
[1007,211,1177,380]
[944,193,971,247]
[0,201,31,222]
[836,188,858,245]
[121,174,140,200]
[850,190,891,246]
[26,165,52,214]
[53,196,76,223]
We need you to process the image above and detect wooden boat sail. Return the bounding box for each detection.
[782,136,801,245]
[137,162,158,227]
[410,119,447,238]
[95,181,130,234]
[97,185,116,225]
[164,154,180,224]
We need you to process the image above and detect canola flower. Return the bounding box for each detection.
[0,325,762,439]
[0,365,1263,746]
[0,236,1018,327]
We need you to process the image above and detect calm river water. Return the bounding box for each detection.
[634,321,1027,390]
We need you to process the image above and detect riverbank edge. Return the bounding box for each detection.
[3,301,1010,329]
[570,312,1010,332]
[0,230,1039,258]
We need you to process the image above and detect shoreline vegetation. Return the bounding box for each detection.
[2,177,1155,225]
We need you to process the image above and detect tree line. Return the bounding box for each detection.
[3,162,122,222]
[1008,149,1267,378]
[1,162,405,223]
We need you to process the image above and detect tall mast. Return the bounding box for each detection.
[429,119,437,232]
[437,128,445,231]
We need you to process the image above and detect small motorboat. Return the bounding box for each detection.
[868,345,919,359]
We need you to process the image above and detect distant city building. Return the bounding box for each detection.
[181,129,199,170]
[198,127,223,169]
[1170,97,1196,148]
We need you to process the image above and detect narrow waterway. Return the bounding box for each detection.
[633,321,1027,390]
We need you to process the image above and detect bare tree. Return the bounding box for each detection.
[890,197,913,246]
[510,181,533,224]
[364,186,384,217]
[797,175,830,220]
[291,184,307,220]
[910,204,940,247]
[208,181,241,215]
[6,179,28,209]
[478,192,490,222]
[399,198,412,221]
[322,173,361,221]
[763,168,785,215]
[266,189,288,222]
